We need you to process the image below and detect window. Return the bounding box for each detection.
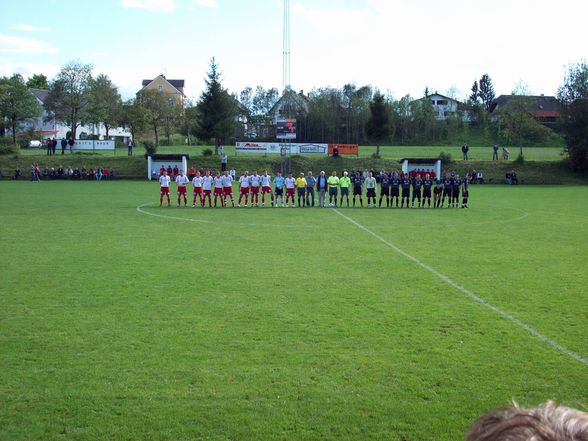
[157,85,163,92]
[437,100,448,106]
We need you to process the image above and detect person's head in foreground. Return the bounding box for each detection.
[466,401,588,441]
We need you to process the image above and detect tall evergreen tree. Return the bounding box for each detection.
[478,74,496,112]
[366,91,393,155]
[469,81,479,104]
[0,74,42,144]
[558,60,588,171]
[195,58,236,153]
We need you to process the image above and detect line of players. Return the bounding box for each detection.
[158,169,469,209]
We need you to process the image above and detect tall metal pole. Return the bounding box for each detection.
[282,0,291,92]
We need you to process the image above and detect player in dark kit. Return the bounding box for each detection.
[461,177,469,208]
[379,173,391,207]
[352,172,364,207]
[422,173,433,207]
[442,174,453,208]
[452,174,462,208]
[411,175,423,208]
[401,175,411,208]
[433,180,443,208]
[390,173,401,207]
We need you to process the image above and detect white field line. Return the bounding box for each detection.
[332,209,588,368]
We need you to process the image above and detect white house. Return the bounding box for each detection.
[427,93,460,121]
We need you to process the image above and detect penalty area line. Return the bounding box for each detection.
[332,208,588,369]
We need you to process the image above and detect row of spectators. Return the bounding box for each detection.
[7,164,115,181]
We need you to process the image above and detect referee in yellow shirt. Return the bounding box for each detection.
[327,171,340,207]
[295,173,307,207]
[339,171,351,207]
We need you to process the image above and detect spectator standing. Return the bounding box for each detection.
[51,138,57,155]
[13,166,22,180]
[220,152,228,171]
[492,144,499,160]
[502,146,510,160]
[61,137,67,155]
[461,143,469,160]
[230,167,236,182]
[127,138,133,156]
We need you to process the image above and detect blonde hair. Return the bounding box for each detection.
[466,401,588,441]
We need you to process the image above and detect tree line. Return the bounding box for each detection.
[1,58,586,171]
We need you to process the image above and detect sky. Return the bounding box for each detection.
[0,0,586,103]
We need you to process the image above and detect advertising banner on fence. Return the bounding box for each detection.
[236,142,328,155]
[328,144,359,156]
[71,140,115,151]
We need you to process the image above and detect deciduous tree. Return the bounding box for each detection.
[87,74,122,138]
[44,61,93,138]
[0,75,42,144]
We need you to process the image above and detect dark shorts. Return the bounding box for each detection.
[412,189,422,198]
[380,187,390,196]
[391,188,400,197]
[443,188,451,197]
[367,188,376,198]
[341,187,349,196]
[353,186,362,196]
[423,189,432,198]
[434,187,442,195]
[297,188,306,197]
[275,188,283,196]
[329,188,338,197]
[452,190,460,198]
[462,191,469,198]
[402,189,410,197]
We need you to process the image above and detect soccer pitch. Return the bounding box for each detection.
[1,181,587,440]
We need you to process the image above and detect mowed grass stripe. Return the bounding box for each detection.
[1,182,587,441]
[331,208,588,368]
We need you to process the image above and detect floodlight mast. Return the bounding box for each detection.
[282,0,291,92]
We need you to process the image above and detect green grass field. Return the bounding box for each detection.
[18,144,566,162]
[1,182,587,440]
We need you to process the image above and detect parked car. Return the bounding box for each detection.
[28,140,42,148]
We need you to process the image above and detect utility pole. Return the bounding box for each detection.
[282,0,291,93]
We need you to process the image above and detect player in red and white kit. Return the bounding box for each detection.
[213,172,224,208]
[238,171,250,207]
[284,172,296,207]
[175,169,189,207]
[159,170,171,207]
[202,171,213,208]
[222,170,235,207]
[260,170,274,207]
[192,171,203,207]
[249,170,261,207]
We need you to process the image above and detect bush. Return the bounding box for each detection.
[143,141,158,156]
[202,148,213,156]
[371,152,381,159]
[438,151,453,164]
[0,138,20,155]
[514,152,525,164]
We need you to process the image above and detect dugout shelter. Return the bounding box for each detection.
[399,158,442,179]
[147,154,189,180]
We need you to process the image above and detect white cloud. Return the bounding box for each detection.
[193,0,218,7]
[12,24,51,32]
[121,0,176,13]
[0,34,58,54]
[0,58,60,80]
